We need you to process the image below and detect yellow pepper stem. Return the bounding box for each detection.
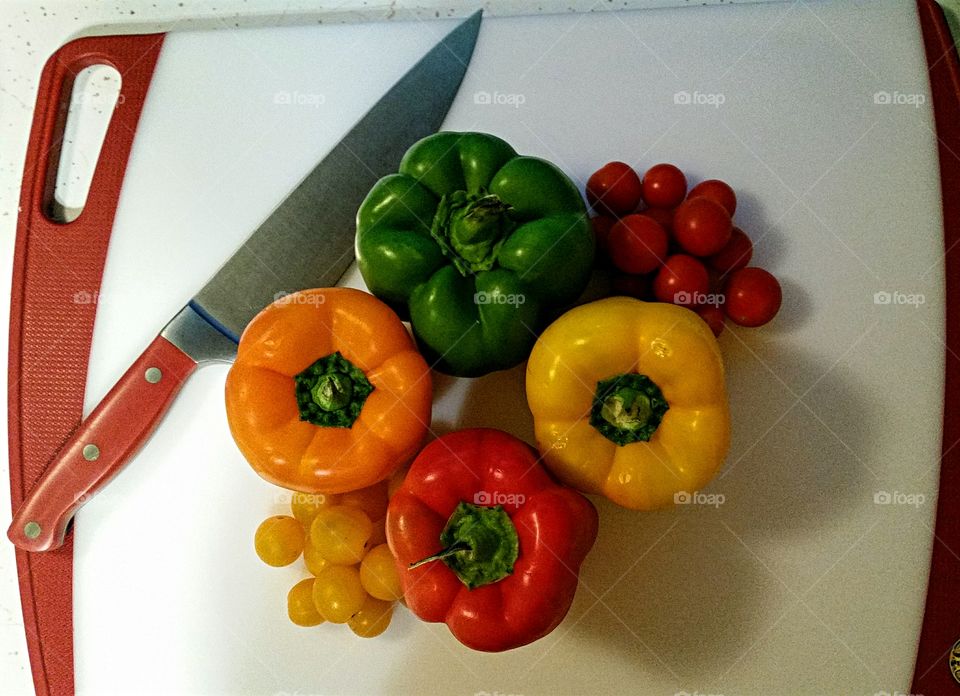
[590,373,668,446]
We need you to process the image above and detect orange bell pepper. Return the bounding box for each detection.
[225,288,432,494]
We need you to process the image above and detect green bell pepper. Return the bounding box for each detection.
[355,131,594,377]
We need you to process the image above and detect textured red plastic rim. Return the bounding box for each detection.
[7,34,164,696]
[6,2,960,693]
[912,0,960,692]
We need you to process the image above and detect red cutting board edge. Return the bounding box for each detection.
[6,1,960,693]
[7,34,164,696]
[911,0,960,693]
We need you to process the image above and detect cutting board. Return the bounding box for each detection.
[19,2,945,694]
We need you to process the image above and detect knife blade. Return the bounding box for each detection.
[8,11,482,553]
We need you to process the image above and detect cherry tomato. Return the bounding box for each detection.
[653,254,709,306]
[608,214,668,274]
[688,179,737,216]
[290,491,337,528]
[310,506,372,565]
[641,163,687,209]
[339,481,388,524]
[254,515,304,567]
[287,579,324,627]
[302,541,329,576]
[612,272,651,300]
[642,206,674,233]
[724,267,782,327]
[586,162,643,216]
[591,215,617,262]
[708,226,753,273]
[347,596,394,639]
[387,466,408,500]
[360,544,403,601]
[672,197,732,257]
[695,303,726,337]
[312,565,368,624]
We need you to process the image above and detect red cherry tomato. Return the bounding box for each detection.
[695,303,725,337]
[653,254,709,306]
[641,163,687,209]
[724,267,782,327]
[608,214,669,275]
[708,226,753,273]
[612,272,652,300]
[688,179,737,216]
[673,197,732,257]
[642,206,674,233]
[591,215,617,261]
[586,162,643,216]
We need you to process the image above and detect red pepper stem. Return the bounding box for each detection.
[406,502,519,589]
[408,541,471,570]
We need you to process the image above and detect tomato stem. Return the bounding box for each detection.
[294,351,374,428]
[590,373,668,445]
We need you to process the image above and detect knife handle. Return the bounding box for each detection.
[8,335,197,552]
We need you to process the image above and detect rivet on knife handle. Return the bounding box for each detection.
[7,335,198,552]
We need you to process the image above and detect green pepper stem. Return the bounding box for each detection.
[430,190,515,276]
[407,501,519,589]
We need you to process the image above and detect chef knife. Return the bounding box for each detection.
[8,11,482,553]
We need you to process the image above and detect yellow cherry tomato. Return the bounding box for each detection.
[359,544,403,601]
[310,506,373,565]
[254,515,304,567]
[302,542,329,577]
[387,466,408,499]
[290,491,338,528]
[339,481,388,523]
[287,578,324,627]
[367,519,387,547]
[312,566,368,624]
[348,596,394,638]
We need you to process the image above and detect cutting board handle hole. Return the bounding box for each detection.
[44,63,123,224]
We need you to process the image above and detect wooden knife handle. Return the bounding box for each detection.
[8,335,196,552]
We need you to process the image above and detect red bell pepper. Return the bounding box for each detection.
[386,428,598,652]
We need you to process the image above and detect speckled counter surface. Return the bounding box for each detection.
[0,1,957,694]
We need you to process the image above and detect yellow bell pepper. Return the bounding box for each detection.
[525,297,730,510]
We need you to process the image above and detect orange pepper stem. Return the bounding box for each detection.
[590,373,669,446]
[293,351,374,428]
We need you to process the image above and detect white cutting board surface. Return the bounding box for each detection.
[55,2,944,694]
